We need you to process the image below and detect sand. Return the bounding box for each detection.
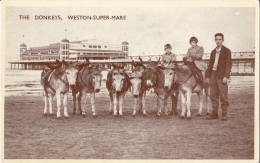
[4,91,254,159]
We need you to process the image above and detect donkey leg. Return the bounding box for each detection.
[72,91,77,115]
[49,94,54,115]
[142,93,147,115]
[109,93,113,114]
[43,95,48,116]
[63,93,69,118]
[186,90,192,119]
[113,94,118,116]
[180,91,186,118]
[197,91,203,116]
[164,98,168,115]
[133,97,138,116]
[205,88,211,115]
[81,92,87,117]
[171,92,178,116]
[157,96,163,116]
[90,93,96,116]
[78,92,82,114]
[118,95,124,116]
[56,92,62,118]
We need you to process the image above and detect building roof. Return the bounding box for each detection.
[20,43,27,47]
[61,38,69,42]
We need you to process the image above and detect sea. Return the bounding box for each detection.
[4,69,255,96]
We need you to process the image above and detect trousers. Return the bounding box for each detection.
[209,71,229,115]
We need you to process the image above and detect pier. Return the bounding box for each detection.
[9,51,255,76]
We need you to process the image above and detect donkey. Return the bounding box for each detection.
[129,60,146,116]
[154,65,179,116]
[106,64,131,116]
[41,60,80,118]
[71,61,102,117]
[130,58,178,116]
[173,64,211,119]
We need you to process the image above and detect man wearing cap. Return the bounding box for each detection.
[206,33,232,121]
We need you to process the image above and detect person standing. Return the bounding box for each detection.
[206,33,232,121]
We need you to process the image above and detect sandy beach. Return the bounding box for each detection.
[4,89,254,159]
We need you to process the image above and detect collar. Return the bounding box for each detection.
[216,45,223,52]
[165,52,172,55]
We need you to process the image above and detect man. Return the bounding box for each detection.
[183,36,206,85]
[206,33,232,121]
[161,43,176,67]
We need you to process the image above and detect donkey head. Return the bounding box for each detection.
[111,64,127,93]
[90,65,103,93]
[130,59,146,97]
[61,61,80,86]
[157,65,176,91]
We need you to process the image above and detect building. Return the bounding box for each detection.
[20,39,129,60]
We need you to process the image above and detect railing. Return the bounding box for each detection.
[12,51,255,63]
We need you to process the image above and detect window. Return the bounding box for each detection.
[89,45,92,48]
[98,45,101,48]
[104,45,107,48]
[83,45,86,47]
[93,45,97,48]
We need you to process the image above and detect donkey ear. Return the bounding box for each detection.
[55,59,61,64]
[139,57,144,64]
[85,58,90,65]
[156,57,161,64]
[112,63,117,69]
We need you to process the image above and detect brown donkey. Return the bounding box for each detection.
[130,58,178,116]
[71,60,103,117]
[106,64,131,116]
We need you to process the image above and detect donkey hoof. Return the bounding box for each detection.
[82,114,87,118]
[56,116,62,119]
[197,113,202,117]
[187,116,192,120]
[143,113,148,117]
[206,112,210,116]
[92,113,97,117]
[43,113,48,117]
[179,115,185,119]
[64,116,70,119]
[156,113,161,117]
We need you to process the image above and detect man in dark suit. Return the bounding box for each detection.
[205,33,232,121]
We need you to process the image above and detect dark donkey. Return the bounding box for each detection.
[71,59,103,117]
[106,64,131,116]
[130,58,178,116]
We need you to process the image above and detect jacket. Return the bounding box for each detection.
[205,45,232,79]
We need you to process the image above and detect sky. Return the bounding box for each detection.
[5,7,255,63]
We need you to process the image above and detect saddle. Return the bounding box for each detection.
[185,61,204,88]
[41,69,56,96]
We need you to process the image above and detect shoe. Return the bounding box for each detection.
[206,114,218,120]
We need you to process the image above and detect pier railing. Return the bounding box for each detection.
[8,51,255,75]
